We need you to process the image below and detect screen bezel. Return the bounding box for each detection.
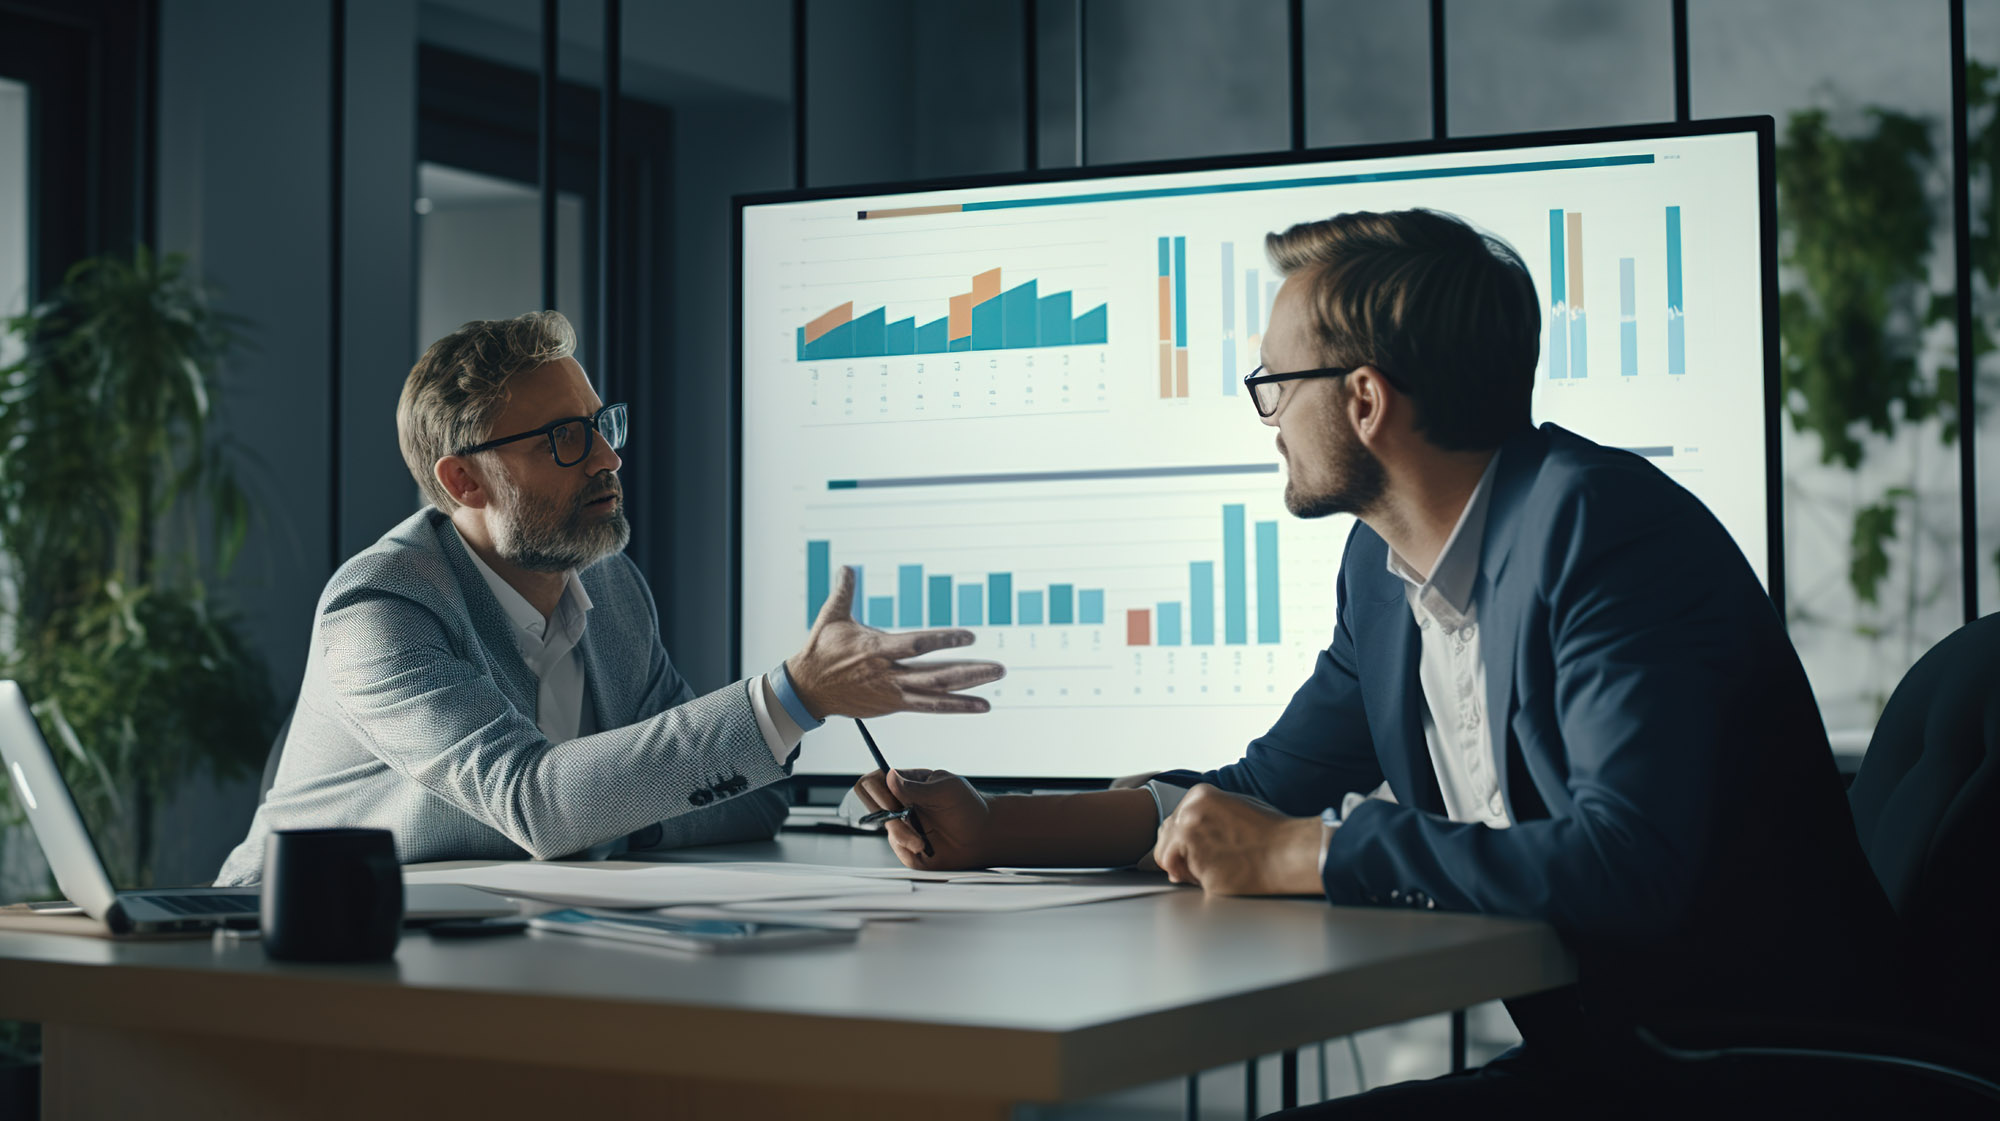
[731,116,1782,791]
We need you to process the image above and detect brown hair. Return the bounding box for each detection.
[1266,209,1539,450]
[398,311,576,509]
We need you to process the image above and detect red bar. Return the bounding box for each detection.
[1126,608,1152,646]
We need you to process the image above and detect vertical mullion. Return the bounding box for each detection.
[1023,0,1039,169]
[599,0,620,397]
[1952,0,1980,623]
[328,0,345,570]
[1672,0,1690,122]
[1429,0,1446,139]
[1075,0,1088,166]
[792,0,808,189]
[539,0,558,312]
[1288,0,1305,151]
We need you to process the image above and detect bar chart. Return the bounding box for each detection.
[1157,237,1189,397]
[1549,204,1688,381]
[795,266,1108,361]
[1121,505,1281,647]
[1666,206,1686,375]
[1221,240,1280,396]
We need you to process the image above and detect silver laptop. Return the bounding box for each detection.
[1,680,513,933]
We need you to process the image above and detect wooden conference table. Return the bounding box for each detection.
[0,833,1574,1120]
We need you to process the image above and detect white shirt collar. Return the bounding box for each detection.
[458,533,593,648]
[1385,450,1503,622]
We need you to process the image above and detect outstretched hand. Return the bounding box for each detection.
[789,566,1005,719]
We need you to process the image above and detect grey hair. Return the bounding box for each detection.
[398,310,576,510]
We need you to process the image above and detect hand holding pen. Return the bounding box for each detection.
[852,719,933,858]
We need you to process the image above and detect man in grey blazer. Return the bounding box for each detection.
[217,311,1000,884]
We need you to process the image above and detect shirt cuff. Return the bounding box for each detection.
[749,674,806,767]
[768,661,826,731]
[1143,779,1191,823]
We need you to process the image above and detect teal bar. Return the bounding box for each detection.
[948,337,972,352]
[1173,237,1188,347]
[898,564,923,627]
[988,573,1013,624]
[1018,590,1044,625]
[809,319,856,361]
[1072,304,1108,345]
[970,295,1003,350]
[866,596,894,628]
[1038,291,1073,346]
[957,583,984,626]
[958,155,1656,213]
[807,541,831,627]
[1049,583,1074,624]
[850,307,887,358]
[1190,560,1215,645]
[795,326,807,362]
[1002,280,1039,348]
[1079,589,1104,624]
[928,575,953,626]
[1223,504,1247,644]
[916,317,949,353]
[1256,520,1280,644]
[885,317,917,355]
[1158,602,1183,646]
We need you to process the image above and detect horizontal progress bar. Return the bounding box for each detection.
[829,464,1281,490]
[858,155,1654,220]
[1622,446,1674,457]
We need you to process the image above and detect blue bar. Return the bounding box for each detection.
[796,326,807,361]
[1158,602,1183,646]
[852,564,864,621]
[1038,291,1073,346]
[807,541,830,627]
[1619,257,1638,378]
[850,307,887,358]
[1223,504,1247,645]
[955,154,1657,213]
[1049,583,1074,625]
[1245,269,1260,337]
[1619,256,1636,316]
[811,319,856,361]
[1072,304,1108,345]
[916,317,949,354]
[1190,561,1215,645]
[948,337,972,352]
[1667,206,1686,376]
[866,596,894,628]
[1079,589,1104,624]
[1158,236,1170,277]
[1222,242,1237,396]
[885,317,917,356]
[1018,590,1044,625]
[1548,210,1566,380]
[1255,520,1280,644]
[988,573,1013,624]
[1173,236,1188,348]
[1002,280,1039,349]
[898,564,923,628]
[957,583,984,626]
[970,295,1003,351]
[1669,314,1686,376]
[928,575,953,626]
[1569,312,1587,379]
[1621,322,1638,377]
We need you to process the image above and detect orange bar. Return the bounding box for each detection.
[1159,344,1173,397]
[1126,609,1152,646]
[971,268,1002,305]
[804,302,854,345]
[1566,212,1585,312]
[859,204,964,220]
[1157,276,1172,341]
[1175,349,1189,397]
[948,293,973,340]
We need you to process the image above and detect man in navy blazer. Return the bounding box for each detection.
[854,210,1896,1113]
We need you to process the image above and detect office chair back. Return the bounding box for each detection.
[1847,611,2000,1045]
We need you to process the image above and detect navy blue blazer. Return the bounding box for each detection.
[1171,424,1895,1028]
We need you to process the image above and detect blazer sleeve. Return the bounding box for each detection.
[1162,530,1386,816]
[1322,476,1739,941]
[318,582,789,862]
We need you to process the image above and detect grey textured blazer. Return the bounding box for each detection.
[216,508,789,885]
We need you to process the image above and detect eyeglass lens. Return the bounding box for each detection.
[550,405,628,466]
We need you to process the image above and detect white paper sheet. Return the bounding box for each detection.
[719,882,1179,914]
[403,863,914,909]
[671,861,1076,885]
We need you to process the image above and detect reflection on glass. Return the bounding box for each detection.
[414,162,587,361]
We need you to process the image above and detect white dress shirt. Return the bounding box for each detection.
[1148,452,1510,836]
[460,540,804,763]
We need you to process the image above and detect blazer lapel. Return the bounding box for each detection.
[435,519,540,717]
[1350,586,1445,815]
[1477,426,1551,819]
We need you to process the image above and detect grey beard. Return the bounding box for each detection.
[1285,408,1386,520]
[494,496,631,572]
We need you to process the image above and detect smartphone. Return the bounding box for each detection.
[526,908,859,953]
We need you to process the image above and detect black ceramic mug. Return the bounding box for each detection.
[261,827,403,962]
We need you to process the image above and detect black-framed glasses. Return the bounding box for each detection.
[455,402,629,467]
[1242,365,1359,417]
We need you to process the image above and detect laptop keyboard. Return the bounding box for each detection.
[139,893,259,916]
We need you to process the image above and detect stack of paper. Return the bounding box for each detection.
[402,863,912,909]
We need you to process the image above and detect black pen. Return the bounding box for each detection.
[853,719,933,858]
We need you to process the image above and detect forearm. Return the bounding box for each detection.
[982,787,1160,867]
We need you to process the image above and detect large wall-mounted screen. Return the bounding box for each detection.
[738,120,1773,783]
